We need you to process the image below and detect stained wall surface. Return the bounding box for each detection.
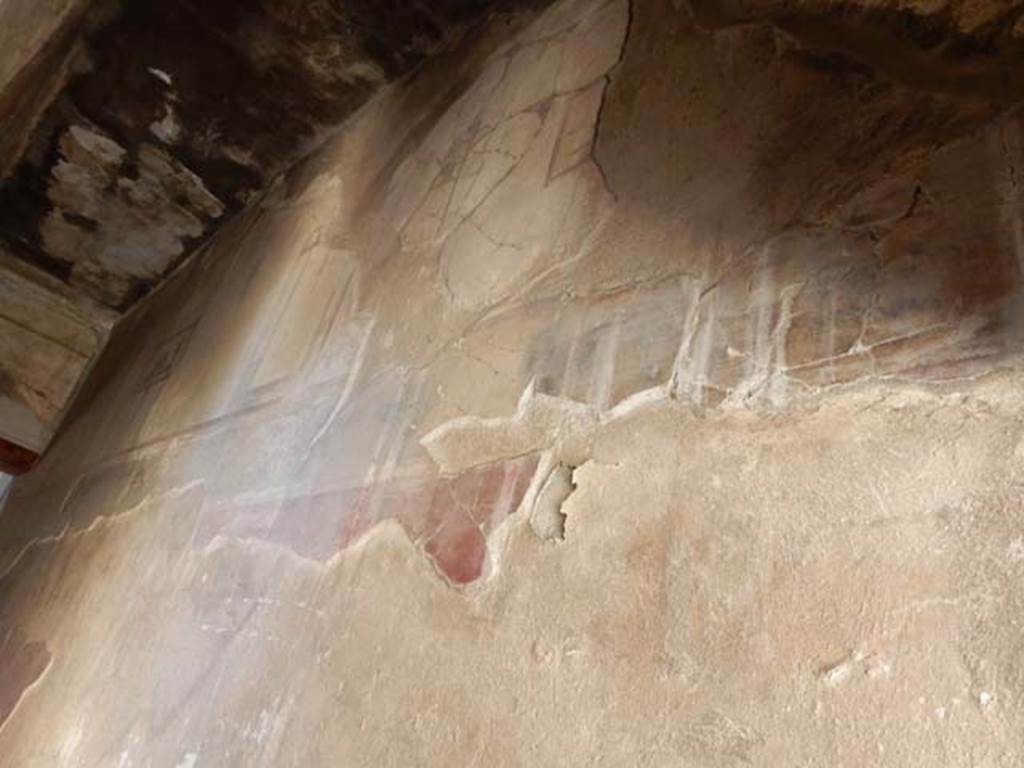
[2,0,1024,764]
[0,0,106,457]
[0,249,112,455]
[0,0,533,452]
[0,0,539,312]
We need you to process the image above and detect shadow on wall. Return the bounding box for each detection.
[578,0,1024,407]
[0,473,11,510]
[0,7,559,582]
[7,0,1024,563]
[1,0,1024,762]
[4,0,1024,571]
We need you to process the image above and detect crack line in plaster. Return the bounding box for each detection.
[0,480,204,585]
[307,316,377,453]
[589,0,633,202]
[5,371,1020,708]
[667,243,747,406]
[421,377,672,477]
[413,183,619,380]
[0,649,54,738]
[685,0,1024,102]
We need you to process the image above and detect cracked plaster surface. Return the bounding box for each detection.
[4,377,1024,765]
[2,0,1024,763]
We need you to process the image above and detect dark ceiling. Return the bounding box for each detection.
[0,0,527,310]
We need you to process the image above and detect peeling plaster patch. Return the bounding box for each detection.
[67,125,127,166]
[423,380,671,475]
[530,462,576,540]
[4,369,1024,762]
[6,0,1024,761]
[150,104,182,144]
[175,752,198,768]
[1,0,537,316]
[422,381,601,472]
[147,67,173,86]
[40,125,224,306]
[340,60,386,85]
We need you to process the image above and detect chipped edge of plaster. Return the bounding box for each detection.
[0,479,204,585]
[0,648,54,738]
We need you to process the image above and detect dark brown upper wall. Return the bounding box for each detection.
[0,0,533,312]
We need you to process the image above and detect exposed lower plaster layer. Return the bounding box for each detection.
[529,461,576,540]
[4,372,1024,765]
[2,0,1024,763]
[423,381,601,472]
[0,624,51,737]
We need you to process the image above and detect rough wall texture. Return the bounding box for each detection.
[0,0,541,311]
[2,0,1024,764]
[0,0,535,452]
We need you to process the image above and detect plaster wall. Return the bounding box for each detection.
[2,0,1024,764]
